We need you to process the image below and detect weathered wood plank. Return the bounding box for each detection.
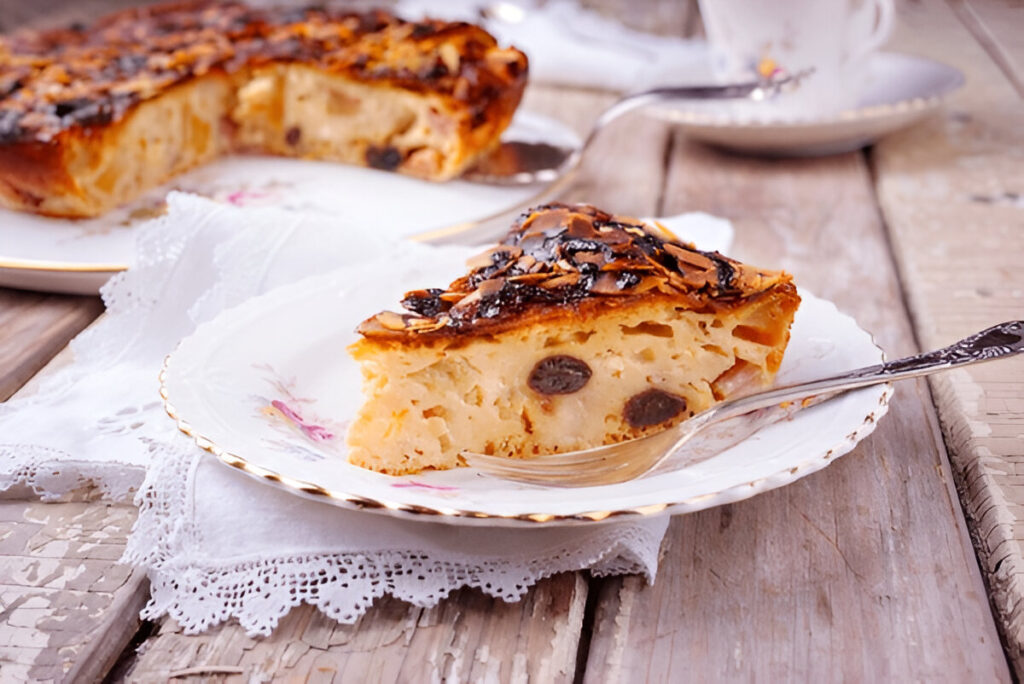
[956,0,1024,97]
[0,291,103,402]
[0,501,143,683]
[872,0,1024,674]
[584,115,1009,684]
[121,573,586,684]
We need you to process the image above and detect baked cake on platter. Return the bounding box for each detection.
[0,1,527,217]
[347,203,801,475]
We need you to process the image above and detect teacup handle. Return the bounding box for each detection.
[847,0,894,64]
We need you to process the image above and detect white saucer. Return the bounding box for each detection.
[648,53,964,156]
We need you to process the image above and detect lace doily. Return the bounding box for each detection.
[0,194,696,635]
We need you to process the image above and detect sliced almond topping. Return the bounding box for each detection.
[506,272,549,284]
[476,278,505,297]
[666,244,715,270]
[515,254,537,271]
[631,276,665,294]
[405,317,437,330]
[438,42,461,73]
[573,251,605,265]
[376,311,408,331]
[680,271,710,288]
[450,288,483,312]
[540,273,580,289]
[648,220,681,242]
[591,272,631,294]
[655,280,678,295]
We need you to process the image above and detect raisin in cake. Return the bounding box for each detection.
[0,1,527,217]
[347,203,801,475]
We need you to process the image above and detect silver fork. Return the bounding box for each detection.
[462,320,1024,487]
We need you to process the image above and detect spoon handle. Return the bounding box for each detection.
[715,320,1024,421]
[567,72,811,174]
[582,83,763,151]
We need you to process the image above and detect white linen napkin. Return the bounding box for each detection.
[395,0,711,92]
[0,194,733,635]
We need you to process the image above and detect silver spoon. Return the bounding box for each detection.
[462,320,1024,487]
[464,69,812,185]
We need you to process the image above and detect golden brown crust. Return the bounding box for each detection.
[0,1,528,215]
[0,2,526,144]
[358,203,796,343]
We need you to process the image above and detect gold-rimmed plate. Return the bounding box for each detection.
[160,240,891,527]
[648,53,964,156]
[0,111,577,294]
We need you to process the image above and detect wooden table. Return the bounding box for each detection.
[2,0,1022,681]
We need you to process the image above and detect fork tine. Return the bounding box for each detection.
[461,430,681,486]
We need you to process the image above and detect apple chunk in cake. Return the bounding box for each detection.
[348,203,801,475]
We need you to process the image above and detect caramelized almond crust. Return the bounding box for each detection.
[348,204,801,475]
[0,1,528,217]
[357,203,793,341]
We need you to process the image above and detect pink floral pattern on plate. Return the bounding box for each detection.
[391,480,461,497]
[251,363,346,461]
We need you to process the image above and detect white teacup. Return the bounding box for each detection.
[698,0,894,118]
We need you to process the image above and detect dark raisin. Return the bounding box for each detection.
[423,61,448,80]
[285,126,301,146]
[712,256,736,292]
[358,12,390,34]
[401,288,447,317]
[53,97,115,126]
[528,356,592,395]
[623,389,687,428]
[114,54,148,75]
[365,145,403,171]
[561,237,605,254]
[53,98,90,118]
[0,77,24,99]
[616,271,641,289]
[411,23,436,38]
[0,109,24,142]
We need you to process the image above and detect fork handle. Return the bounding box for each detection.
[714,320,1024,422]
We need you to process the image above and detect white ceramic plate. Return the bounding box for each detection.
[0,111,577,295]
[649,53,964,156]
[161,244,891,527]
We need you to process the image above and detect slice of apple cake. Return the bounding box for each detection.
[347,203,801,475]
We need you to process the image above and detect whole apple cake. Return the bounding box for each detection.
[0,1,528,217]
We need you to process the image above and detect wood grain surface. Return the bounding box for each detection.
[873,0,1024,675]
[0,501,144,683]
[0,292,102,402]
[0,0,1021,681]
